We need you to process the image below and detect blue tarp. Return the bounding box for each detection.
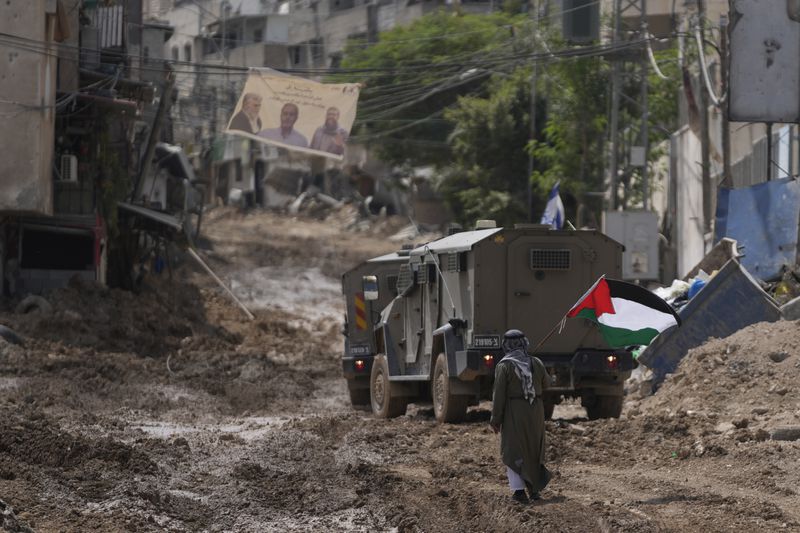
[715,178,800,281]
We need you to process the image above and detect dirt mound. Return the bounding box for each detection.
[637,319,800,429]
[0,276,216,358]
[0,406,156,474]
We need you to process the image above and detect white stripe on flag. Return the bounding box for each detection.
[596,297,678,332]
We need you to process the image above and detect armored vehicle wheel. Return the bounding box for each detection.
[585,394,624,420]
[370,354,408,418]
[347,380,370,407]
[432,353,468,423]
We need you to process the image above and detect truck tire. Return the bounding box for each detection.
[370,354,408,418]
[347,380,370,407]
[432,353,468,423]
[585,395,624,420]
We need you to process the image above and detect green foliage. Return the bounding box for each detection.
[530,54,609,211]
[440,69,533,226]
[336,11,683,228]
[336,11,525,168]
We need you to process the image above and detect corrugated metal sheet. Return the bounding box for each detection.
[91,5,123,49]
[410,228,502,255]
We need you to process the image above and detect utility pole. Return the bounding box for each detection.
[607,0,622,211]
[696,2,712,235]
[640,0,649,210]
[527,0,539,222]
[133,65,177,202]
[720,13,731,187]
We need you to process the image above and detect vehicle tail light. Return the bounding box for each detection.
[355,359,366,372]
[606,355,618,370]
[483,354,494,369]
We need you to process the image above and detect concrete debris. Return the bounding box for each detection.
[780,294,800,320]
[768,351,791,363]
[0,325,23,346]
[15,295,53,315]
[0,498,34,533]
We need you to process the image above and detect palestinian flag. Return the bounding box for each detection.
[566,276,681,348]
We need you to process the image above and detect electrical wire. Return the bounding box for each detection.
[694,26,723,106]
[646,32,669,80]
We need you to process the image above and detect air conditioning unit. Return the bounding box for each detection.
[59,155,79,182]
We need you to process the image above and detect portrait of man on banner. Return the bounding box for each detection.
[225,69,360,160]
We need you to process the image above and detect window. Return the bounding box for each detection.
[291,46,302,65]
[530,249,571,270]
[253,29,263,43]
[330,0,354,10]
[171,46,179,61]
[310,38,323,66]
[183,43,191,62]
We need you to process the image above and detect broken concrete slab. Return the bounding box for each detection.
[780,294,800,321]
[683,237,741,281]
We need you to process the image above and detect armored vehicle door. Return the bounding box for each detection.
[403,262,430,364]
[506,235,605,351]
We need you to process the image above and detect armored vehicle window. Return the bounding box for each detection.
[397,264,414,294]
[417,264,428,284]
[444,252,467,272]
[530,249,571,270]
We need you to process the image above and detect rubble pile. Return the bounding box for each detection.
[635,319,800,432]
[0,277,216,358]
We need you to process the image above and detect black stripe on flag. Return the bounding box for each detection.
[605,278,682,326]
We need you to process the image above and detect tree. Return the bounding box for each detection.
[337,11,681,229]
[529,54,609,226]
[440,69,534,226]
[336,11,526,168]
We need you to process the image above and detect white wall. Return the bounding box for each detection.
[0,0,56,215]
[672,126,706,277]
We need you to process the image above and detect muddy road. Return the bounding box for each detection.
[0,207,798,532]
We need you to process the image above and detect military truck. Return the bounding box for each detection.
[341,222,635,422]
[341,250,409,406]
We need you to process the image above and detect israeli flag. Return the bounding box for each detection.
[540,181,565,229]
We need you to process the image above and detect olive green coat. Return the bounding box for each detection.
[490,355,550,492]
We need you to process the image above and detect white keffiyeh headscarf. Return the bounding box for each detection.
[500,331,536,404]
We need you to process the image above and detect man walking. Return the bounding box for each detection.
[490,329,551,504]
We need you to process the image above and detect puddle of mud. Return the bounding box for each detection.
[229,266,342,320]
[130,416,293,441]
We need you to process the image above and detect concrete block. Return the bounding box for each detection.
[780,295,800,321]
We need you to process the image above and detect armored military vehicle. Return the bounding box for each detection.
[341,222,634,422]
[341,250,409,406]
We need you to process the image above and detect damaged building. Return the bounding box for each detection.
[0,0,193,295]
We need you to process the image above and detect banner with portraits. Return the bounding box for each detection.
[225,69,361,160]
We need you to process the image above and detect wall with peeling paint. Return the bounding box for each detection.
[0,0,56,215]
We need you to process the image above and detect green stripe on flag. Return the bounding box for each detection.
[597,324,661,347]
[575,308,661,347]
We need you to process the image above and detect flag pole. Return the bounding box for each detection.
[528,314,567,354]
